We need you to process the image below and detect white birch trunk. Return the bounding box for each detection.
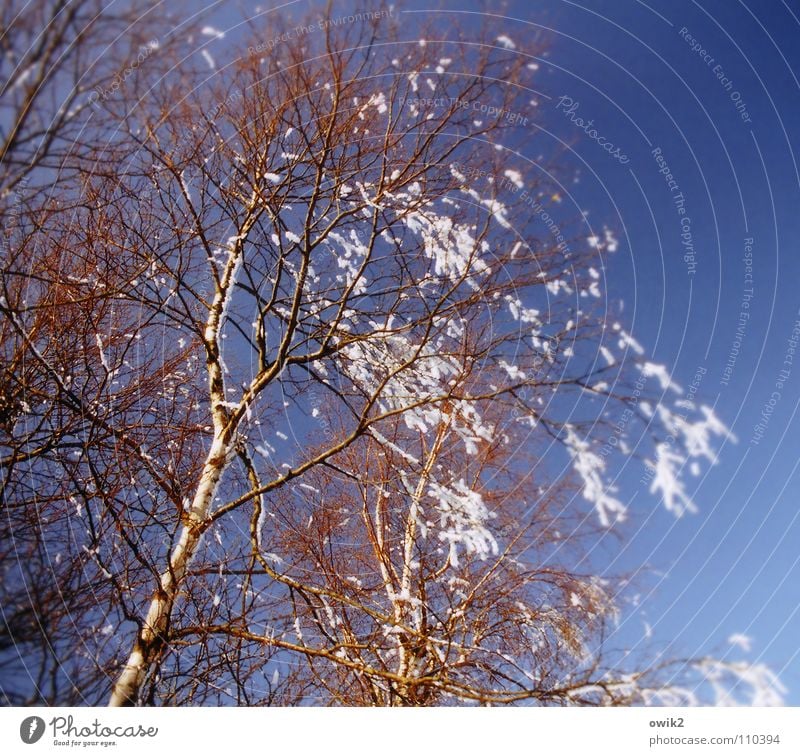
[108,234,244,706]
[108,434,229,705]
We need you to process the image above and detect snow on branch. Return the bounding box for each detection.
[428,479,498,567]
[564,426,626,526]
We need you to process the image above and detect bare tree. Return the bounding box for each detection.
[0,3,785,707]
[0,0,201,704]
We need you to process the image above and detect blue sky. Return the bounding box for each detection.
[185,0,800,701]
[494,0,800,700]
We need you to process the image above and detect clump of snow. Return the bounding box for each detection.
[613,324,645,356]
[503,169,524,189]
[428,479,498,566]
[201,25,225,39]
[640,361,681,394]
[648,443,698,517]
[728,633,753,652]
[564,427,626,526]
[646,403,732,516]
[201,50,215,70]
[359,92,387,119]
[599,345,616,366]
[342,330,493,458]
[700,659,787,706]
[587,228,619,253]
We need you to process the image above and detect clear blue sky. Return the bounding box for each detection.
[199,0,800,701]
[483,0,800,701]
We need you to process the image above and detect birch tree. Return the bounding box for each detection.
[0,3,785,706]
[0,0,198,704]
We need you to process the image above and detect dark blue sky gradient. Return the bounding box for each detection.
[501,0,800,701]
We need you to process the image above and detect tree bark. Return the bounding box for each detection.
[108,435,229,705]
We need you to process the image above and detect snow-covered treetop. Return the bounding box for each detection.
[1,4,779,707]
